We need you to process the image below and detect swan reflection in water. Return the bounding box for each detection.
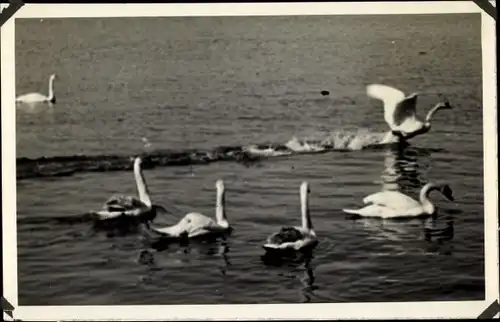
[137,239,231,284]
[261,249,318,303]
[378,144,430,194]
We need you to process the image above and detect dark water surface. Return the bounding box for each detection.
[15,14,484,305]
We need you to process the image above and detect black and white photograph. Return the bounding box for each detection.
[2,2,498,320]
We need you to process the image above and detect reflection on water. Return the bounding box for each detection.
[379,144,430,194]
[16,102,56,125]
[261,249,318,303]
[137,239,232,283]
[299,258,317,303]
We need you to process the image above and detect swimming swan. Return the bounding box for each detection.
[263,181,318,251]
[16,74,57,104]
[93,157,166,221]
[145,180,230,239]
[366,84,453,141]
[343,182,454,219]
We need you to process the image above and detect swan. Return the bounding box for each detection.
[16,74,57,104]
[366,84,453,141]
[343,182,454,219]
[144,180,230,239]
[263,181,318,251]
[93,157,166,221]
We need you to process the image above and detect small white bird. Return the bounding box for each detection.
[16,74,57,105]
[263,181,318,252]
[343,182,454,219]
[366,84,453,141]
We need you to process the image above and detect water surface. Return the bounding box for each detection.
[15,14,484,305]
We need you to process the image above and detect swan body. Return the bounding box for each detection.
[366,84,453,141]
[343,183,454,219]
[93,157,165,221]
[146,180,230,239]
[263,182,318,251]
[16,74,57,104]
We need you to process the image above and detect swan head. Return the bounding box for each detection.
[50,74,57,81]
[134,157,143,167]
[131,155,154,168]
[439,184,454,201]
[300,181,311,195]
[216,179,225,192]
[437,100,453,110]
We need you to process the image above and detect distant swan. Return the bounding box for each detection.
[343,182,454,219]
[145,180,230,239]
[93,157,166,221]
[263,181,318,251]
[367,84,453,141]
[16,74,57,104]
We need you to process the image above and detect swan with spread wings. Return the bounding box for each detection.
[367,84,453,141]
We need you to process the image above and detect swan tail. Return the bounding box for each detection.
[342,208,366,220]
[342,208,362,215]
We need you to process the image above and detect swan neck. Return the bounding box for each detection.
[301,190,312,230]
[134,163,152,207]
[419,184,437,214]
[425,104,443,122]
[215,187,227,225]
[48,77,55,100]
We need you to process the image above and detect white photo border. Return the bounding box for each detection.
[2,1,498,320]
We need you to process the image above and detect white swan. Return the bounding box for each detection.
[93,157,166,221]
[16,74,57,104]
[366,84,453,141]
[343,182,454,219]
[145,180,230,239]
[263,181,318,251]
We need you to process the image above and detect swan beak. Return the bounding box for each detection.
[441,185,454,201]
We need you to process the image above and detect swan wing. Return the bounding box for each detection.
[93,206,149,220]
[266,227,305,245]
[104,195,146,211]
[343,204,401,218]
[264,227,317,251]
[16,93,48,103]
[363,191,420,210]
[344,204,429,219]
[185,213,226,237]
[394,116,424,134]
[366,84,406,127]
[263,238,315,251]
[392,93,419,126]
[93,210,126,220]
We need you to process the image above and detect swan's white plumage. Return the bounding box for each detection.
[93,157,159,220]
[263,181,318,251]
[147,180,230,239]
[362,190,420,209]
[343,183,454,219]
[367,84,422,134]
[367,83,453,141]
[16,74,57,104]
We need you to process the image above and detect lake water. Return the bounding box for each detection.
[15,14,484,305]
